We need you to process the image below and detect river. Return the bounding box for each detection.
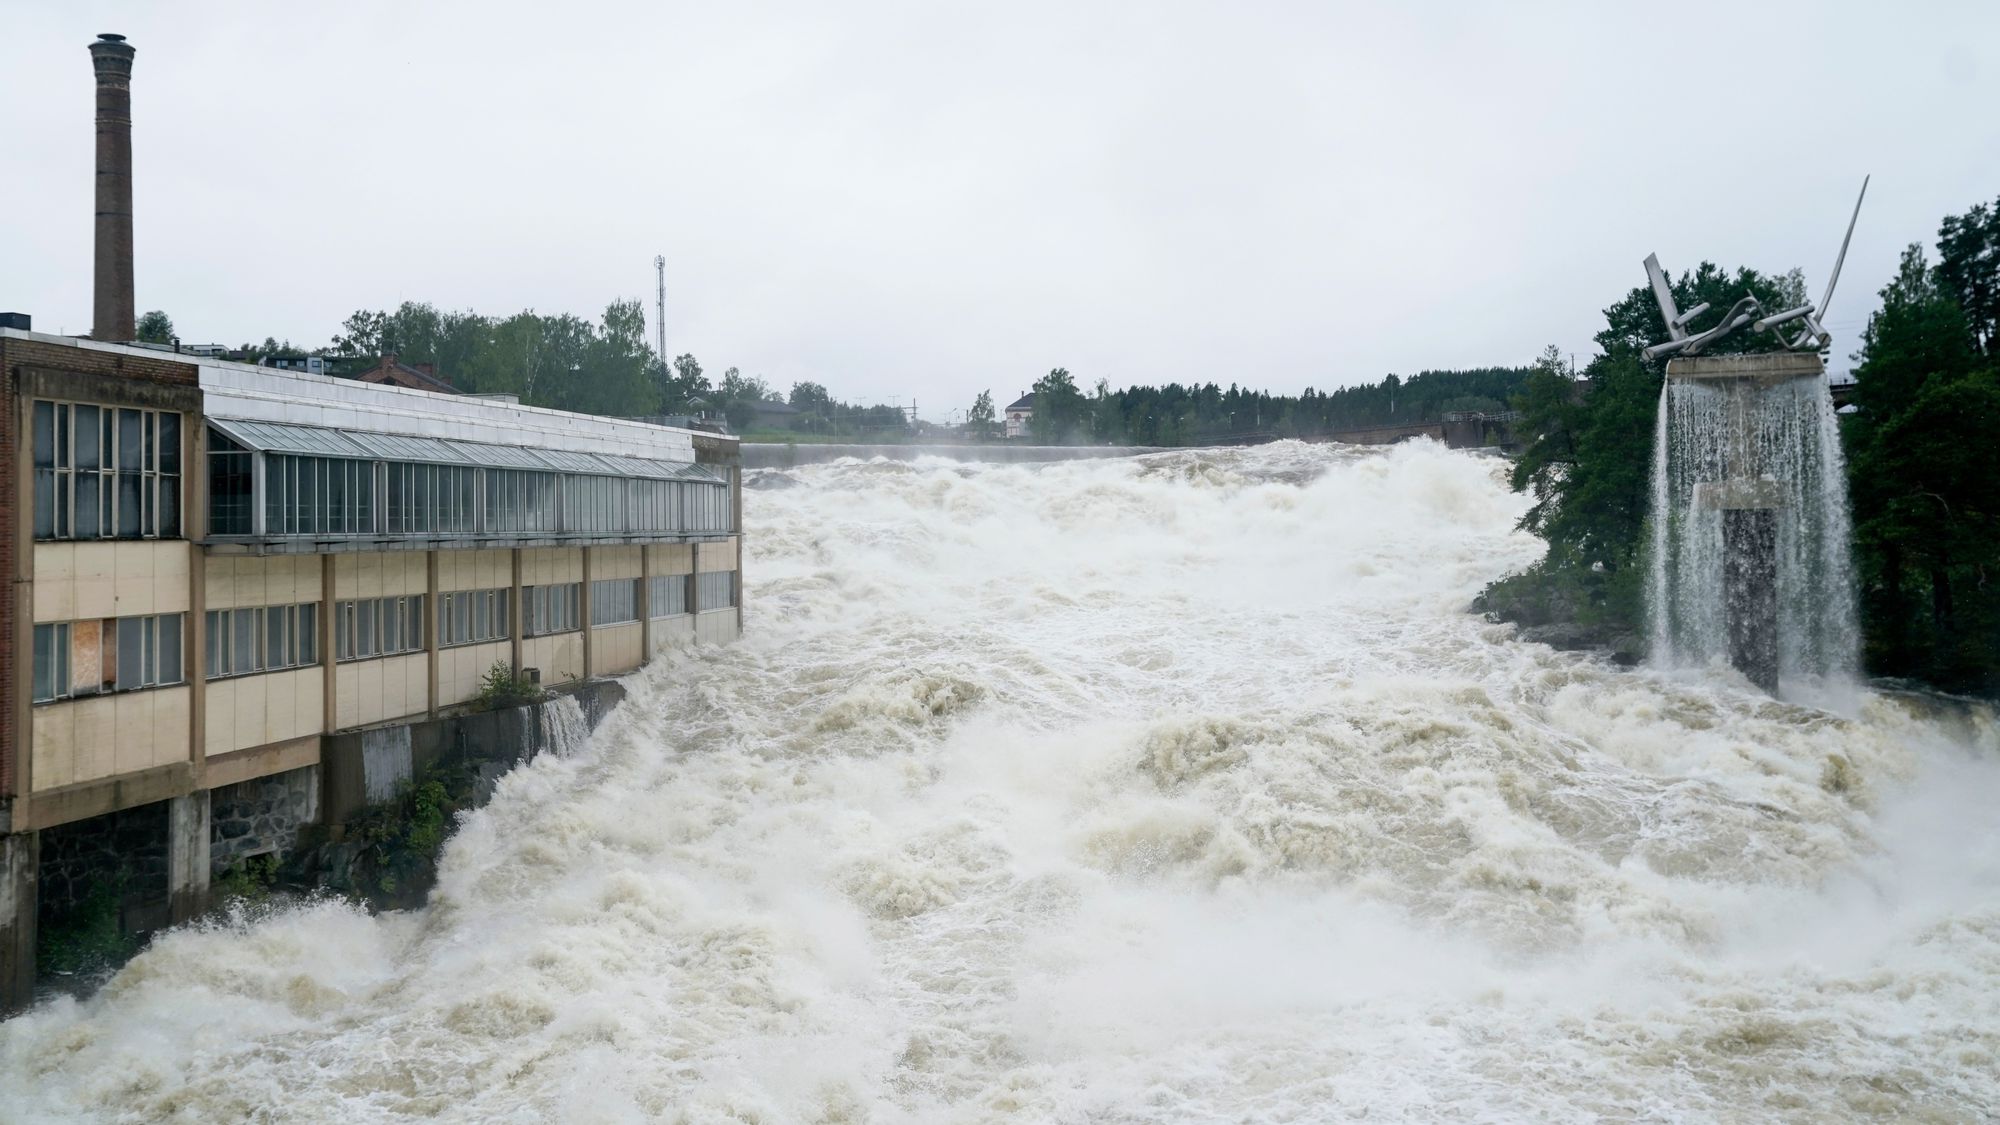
[3,440,1996,1122]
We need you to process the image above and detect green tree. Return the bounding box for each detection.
[967,390,997,440]
[1935,195,2000,357]
[1030,368,1085,443]
[135,310,174,344]
[1845,237,1999,691]
[789,381,830,412]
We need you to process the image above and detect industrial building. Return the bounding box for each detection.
[0,34,742,1013]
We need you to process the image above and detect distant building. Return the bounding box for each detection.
[749,399,801,430]
[256,353,332,377]
[1004,392,1035,439]
[354,353,457,394]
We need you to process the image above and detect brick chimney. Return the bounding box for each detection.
[89,33,136,343]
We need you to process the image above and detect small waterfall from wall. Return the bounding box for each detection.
[533,694,591,758]
[1646,371,1860,691]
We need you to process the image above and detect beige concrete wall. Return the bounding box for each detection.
[439,549,512,593]
[204,554,322,611]
[32,541,192,622]
[331,551,427,601]
[590,623,643,676]
[31,686,191,790]
[697,537,739,572]
[521,547,583,587]
[522,631,585,687]
[647,543,694,577]
[593,545,642,580]
[203,667,323,757]
[650,614,696,652]
[333,652,428,729]
[438,640,512,708]
[695,609,741,646]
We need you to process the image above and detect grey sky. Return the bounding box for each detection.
[5,1,1996,415]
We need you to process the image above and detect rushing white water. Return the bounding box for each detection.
[1647,375,1861,692]
[4,440,1998,1122]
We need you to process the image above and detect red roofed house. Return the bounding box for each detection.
[356,353,458,395]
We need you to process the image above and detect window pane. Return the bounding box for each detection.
[33,624,56,701]
[33,470,54,540]
[158,413,180,476]
[209,610,227,678]
[74,405,100,471]
[159,476,180,538]
[233,609,257,675]
[118,409,142,471]
[298,603,318,665]
[118,616,145,689]
[159,614,183,684]
[32,402,54,469]
[117,472,142,537]
[267,606,288,669]
[359,601,375,656]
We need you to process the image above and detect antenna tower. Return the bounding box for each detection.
[654,254,667,365]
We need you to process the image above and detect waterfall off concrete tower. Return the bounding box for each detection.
[1646,352,1859,692]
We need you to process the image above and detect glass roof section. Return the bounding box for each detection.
[208,417,710,481]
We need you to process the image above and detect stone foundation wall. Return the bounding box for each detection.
[36,802,167,924]
[209,767,319,874]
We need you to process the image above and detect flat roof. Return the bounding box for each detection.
[1,327,731,465]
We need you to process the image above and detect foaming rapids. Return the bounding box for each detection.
[3,441,1997,1122]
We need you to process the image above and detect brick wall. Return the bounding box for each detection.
[1,336,200,804]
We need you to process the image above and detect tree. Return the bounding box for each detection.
[967,390,997,439]
[789,381,830,413]
[1845,239,1998,691]
[1936,195,2000,358]
[658,353,709,412]
[1030,368,1085,443]
[135,310,174,344]
[332,309,390,356]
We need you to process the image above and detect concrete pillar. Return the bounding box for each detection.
[638,545,652,659]
[580,546,593,677]
[425,550,440,717]
[509,549,524,675]
[166,792,209,924]
[0,832,36,1015]
[1724,508,1780,694]
[1667,353,1821,695]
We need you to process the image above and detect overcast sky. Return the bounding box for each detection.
[4,1,1996,416]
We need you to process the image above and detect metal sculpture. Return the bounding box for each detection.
[1641,176,1869,361]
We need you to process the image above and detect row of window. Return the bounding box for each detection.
[30,574,741,700]
[525,583,581,637]
[33,402,183,541]
[439,588,511,647]
[335,595,427,662]
[698,571,737,611]
[32,613,186,702]
[33,399,734,545]
[212,448,733,539]
[591,578,637,626]
[205,603,319,679]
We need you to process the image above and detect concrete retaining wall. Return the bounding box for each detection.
[320,679,627,827]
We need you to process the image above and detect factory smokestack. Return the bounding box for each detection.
[89,33,136,342]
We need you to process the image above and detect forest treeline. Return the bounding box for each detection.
[1485,193,2000,696]
[988,365,1529,445]
[204,298,1531,443]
